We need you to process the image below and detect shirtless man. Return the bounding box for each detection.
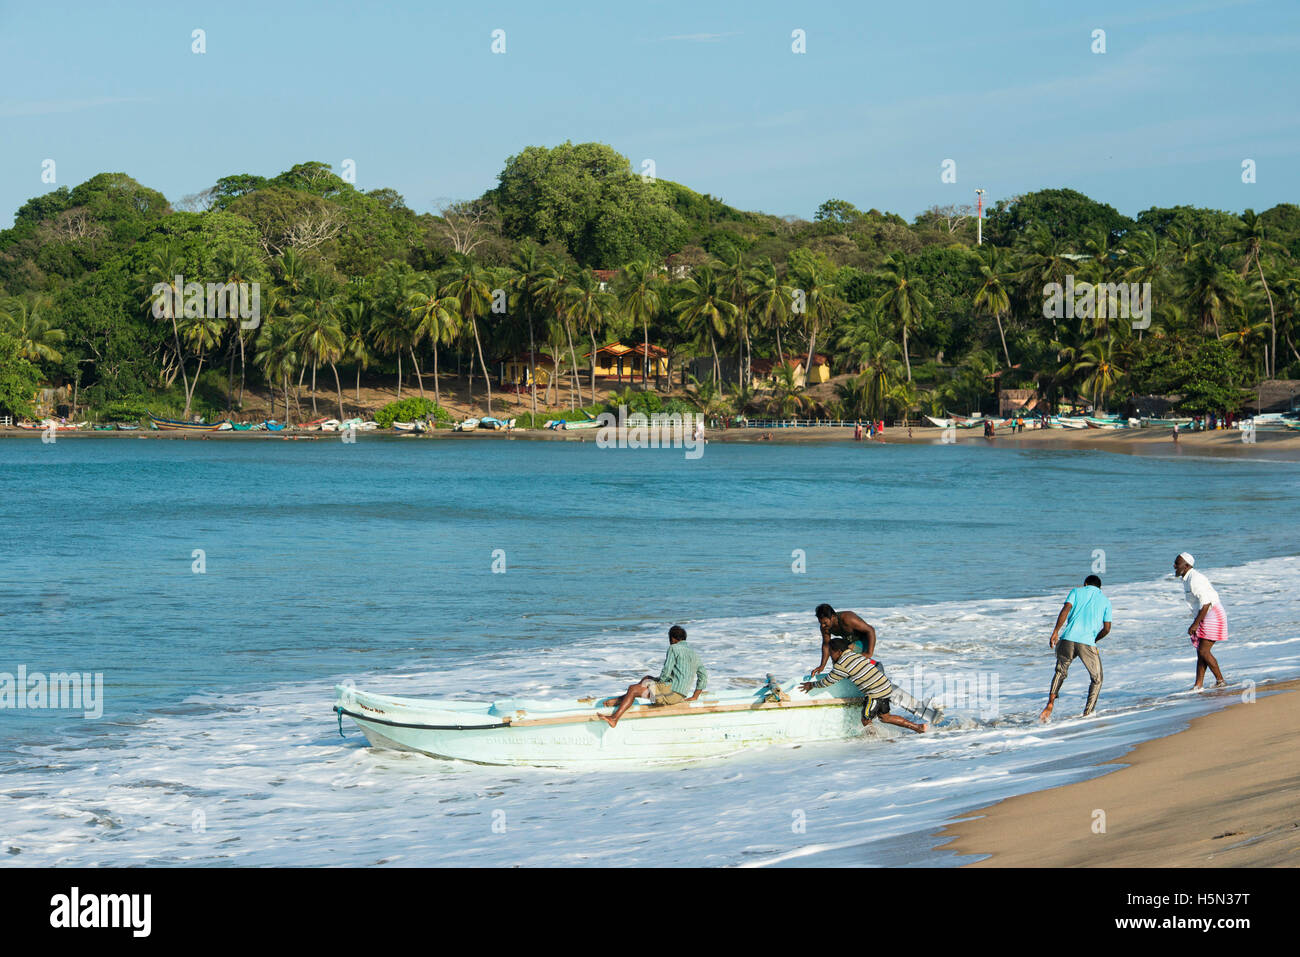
[812,603,945,726]
[812,603,876,675]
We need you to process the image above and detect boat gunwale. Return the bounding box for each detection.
[336,691,868,732]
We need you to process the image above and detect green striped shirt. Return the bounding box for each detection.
[813,650,891,699]
[657,641,707,696]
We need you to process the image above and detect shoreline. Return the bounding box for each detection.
[4,424,1300,459]
[935,678,1300,867]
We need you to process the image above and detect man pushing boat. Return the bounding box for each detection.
[599,625,707,728]
[800,638,928,733]
[812,604,944,726]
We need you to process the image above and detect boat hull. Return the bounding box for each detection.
[336,684,876,766]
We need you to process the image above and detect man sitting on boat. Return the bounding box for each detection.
[800,639,928,734]
[599,625,707,729]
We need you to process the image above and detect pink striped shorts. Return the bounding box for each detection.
[1191,603,1228,648]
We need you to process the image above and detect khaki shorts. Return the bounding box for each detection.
[646,681,685,706]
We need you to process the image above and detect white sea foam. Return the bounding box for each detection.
[1,556,1296,866]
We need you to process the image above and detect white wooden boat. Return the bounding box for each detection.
[454,418,480,432]
[924,415,953,429]
[392,420,427,433]
[334,675,930,766]
[1058,416,1089,429]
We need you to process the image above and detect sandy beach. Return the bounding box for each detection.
[938,679,1300,867]
[7,422,1300,460]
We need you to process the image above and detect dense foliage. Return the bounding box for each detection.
[2,142,1298,423]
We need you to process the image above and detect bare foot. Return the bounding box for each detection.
[1214,680,1227,688]
[918,723,929,733]
[600,716,617,728]
[1192,684,1204,692]
[1038,706,1053,724]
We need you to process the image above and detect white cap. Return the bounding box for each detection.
[1178,552,1195,567]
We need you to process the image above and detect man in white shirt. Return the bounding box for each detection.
[1173,552,1227,690]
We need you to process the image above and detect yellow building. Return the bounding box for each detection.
[583,343,669,382]
[499,353,555,388]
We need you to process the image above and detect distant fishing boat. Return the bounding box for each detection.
[925,415,953,429]
[115,424,140,431]
[148,415,226,432]
[16,419,88,431]
[265,420,285,432]
[453,417,480,432]
[393,420,427,433]
[298,417,329,431]
[334,676,942,768]
[477,416,515,431]
[1058,416,1089,429]
[1143,417,1192,428]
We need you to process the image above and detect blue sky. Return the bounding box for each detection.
[2,0,1298,228]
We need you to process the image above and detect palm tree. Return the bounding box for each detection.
[790,259,841,383]
[255,318,301,421]
[177,312,224,417]
[1227,210,1288,376]
[974,246,1014,367]
[874,253,931,381]
[440,252,496,415]
[136,242,190,395]
[567,270,618,398]
[214,243,262,410]
[338,300,373,408]
[406,274,461,409]
[1070,336,1126,411]
[1181,252,1238,338]
[767,364,808,417]
[291,294,346,418]
[508,243,549,419]
[616,260,664,390]
[0,293,65,365]
[534,260,583,407]
[1220,312,1272,374]
[749,259,792,368]
[673,265,737,387]
[715,249,754,387]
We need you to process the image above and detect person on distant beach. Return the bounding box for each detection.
[599,625,707,728]
[1038,574,1112,722]
[854,421,863,440]
[1173,553,1227,690]
[1173,422,1180,443]
[800,638,928,734]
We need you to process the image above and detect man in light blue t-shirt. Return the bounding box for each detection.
[1038,574,1112,722]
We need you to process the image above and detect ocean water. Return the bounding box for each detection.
[1,436,1298,866]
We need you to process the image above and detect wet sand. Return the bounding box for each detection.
[937,679,1300,866]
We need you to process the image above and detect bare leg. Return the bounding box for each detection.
[1039,695,1056,723]
[879,713,927,734]
[601,680,649,728]
[1198,641,1226,686]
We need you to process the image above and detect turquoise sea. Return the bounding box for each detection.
[2,436,1298,865]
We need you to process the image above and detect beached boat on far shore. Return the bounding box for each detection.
[148,414,227,432]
